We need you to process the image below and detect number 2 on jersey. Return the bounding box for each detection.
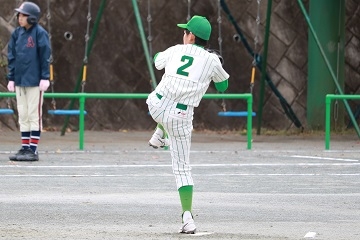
[176,55,194,77]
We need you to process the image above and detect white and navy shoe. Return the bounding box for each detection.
[148,133,169,149]
[179,211,196,234]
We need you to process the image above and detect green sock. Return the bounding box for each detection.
[178,185,193,212]
[156,123,167,138]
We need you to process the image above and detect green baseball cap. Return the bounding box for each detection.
[177,15,212,41]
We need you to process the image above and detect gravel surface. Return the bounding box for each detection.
[0,130,359,239]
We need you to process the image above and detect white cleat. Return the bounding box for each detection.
[148,133,170,149]
[179,211,196,234]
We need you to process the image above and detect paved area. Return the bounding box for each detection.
[0,130,359,239]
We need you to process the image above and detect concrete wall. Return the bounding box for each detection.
[0,0,359,132]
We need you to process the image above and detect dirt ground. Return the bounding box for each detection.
[0,130,359,240]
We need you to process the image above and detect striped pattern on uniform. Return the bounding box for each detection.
[154,44,229,107]
[146,91,195,189]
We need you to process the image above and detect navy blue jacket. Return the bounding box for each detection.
[7,24,51,87]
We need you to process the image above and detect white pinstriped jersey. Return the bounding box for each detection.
[154,44,229,107]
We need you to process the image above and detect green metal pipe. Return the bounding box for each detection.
[325,95,360,101]
[131,0,157,90]
[0,92,253,150]
[256,0,272,135]
[307,0,344,130]
[79,95,86,150]
[0,92,15,97]
[247,95,253,149]
[61,0,107,136]
[0,92,252,99]
[297,0,360,138]
[325,94,360,149]
[325,96,331,150]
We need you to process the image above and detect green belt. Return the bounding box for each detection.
[156,93,187,110]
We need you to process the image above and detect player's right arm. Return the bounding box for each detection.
[214,80,228,93]
[211,54,229,93]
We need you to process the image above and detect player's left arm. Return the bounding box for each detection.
[154,45,177,70]
[37,29,51,80]
[154,51,166,70]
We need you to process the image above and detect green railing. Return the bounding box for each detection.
[325,94,360,149]
[0,92,253,150]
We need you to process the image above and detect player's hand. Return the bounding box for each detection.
[39,79,50,91]
[7,81,15,92]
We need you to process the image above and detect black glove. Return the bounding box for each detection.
[206,49,224,66]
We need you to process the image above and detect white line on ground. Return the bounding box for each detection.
[1,150,240,154]
[290,155,359,162]
[191,231,215,236]
[0,163,359,168]
[0,173,359,177]
[0,174,172,177]
[1,149,360,154]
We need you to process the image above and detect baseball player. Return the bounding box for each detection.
[7,2,51,161]
[146,15,229,234]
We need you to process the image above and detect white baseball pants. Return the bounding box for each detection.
[147,91,194,189]
[15,86,43,132]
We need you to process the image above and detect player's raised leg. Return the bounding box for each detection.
[149,123,170,149]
